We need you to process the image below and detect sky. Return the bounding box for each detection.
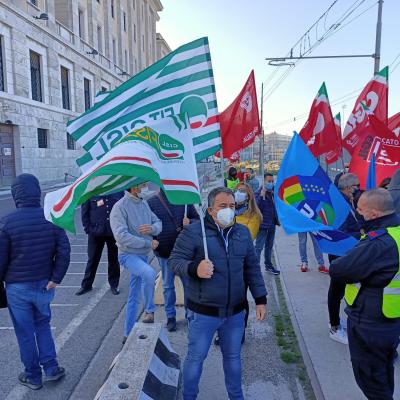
[157,0,400,136]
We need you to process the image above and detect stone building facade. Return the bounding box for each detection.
[0,0,164,185]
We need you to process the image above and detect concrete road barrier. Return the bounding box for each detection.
[95,323,181,400]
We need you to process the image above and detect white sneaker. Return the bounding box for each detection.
[329,326,348,345]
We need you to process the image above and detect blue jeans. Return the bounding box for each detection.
[255,226,276,269]
[118,253,157,337]
[298,232,324,265]
[183,310,245,400]
[158,257,186,319]
[6,280,59,384]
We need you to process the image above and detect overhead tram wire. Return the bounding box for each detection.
[261,0,375,106]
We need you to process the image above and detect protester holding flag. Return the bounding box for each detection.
[388,169,400,215]
[110,183,162,342]
[330,189,400,400]
[328,173,362,345]
[147,190,199,332]
[168,187,267,400]
[255,174,280,275]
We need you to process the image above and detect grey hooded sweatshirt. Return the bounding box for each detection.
[388,169,400,216]
[110,191,162,255]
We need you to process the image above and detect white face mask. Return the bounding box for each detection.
[138,186,151,199]
[235,191,247,204]
[216,208,235,227]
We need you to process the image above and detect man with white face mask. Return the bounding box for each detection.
[169,187,267,400]
[110,182,162,342]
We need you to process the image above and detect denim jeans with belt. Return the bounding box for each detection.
[118,253,157,337]
[6,279,59,384]
[183,310,245,400]
[298,232,324,265]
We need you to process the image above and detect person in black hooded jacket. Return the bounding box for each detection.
[147,190,198,331]
[0,174,70,390]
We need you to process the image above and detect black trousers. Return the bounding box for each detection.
[348,318,400,400]
[328,254,345,327]
[81,234,120,289]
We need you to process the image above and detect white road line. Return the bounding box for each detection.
[5,281,111,400]
[69,261,106,264]
[51,304,79,307]
[57,286,82,288]
[0,327,56,330]
[66,272,107,275]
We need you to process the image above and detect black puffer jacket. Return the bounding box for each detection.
[168,213,267,317]
[0,174,70,284]
[330,213,400,325]
[147,191,199,258]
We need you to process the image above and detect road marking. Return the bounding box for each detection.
[51,304,79,307]
[66,272,107,275]
[69,261,106,264]
[5,281,111,400]
[57,286,82,288]
[0,327,56,330]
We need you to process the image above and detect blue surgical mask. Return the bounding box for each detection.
[265,183,274,190]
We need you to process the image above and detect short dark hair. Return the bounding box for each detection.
[208,187,234,208]
[228,167,237,176]
[247,167,254,173]
[264,173,273,178]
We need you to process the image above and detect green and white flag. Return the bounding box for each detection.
[45,116,201,233]
[68,37,220,172]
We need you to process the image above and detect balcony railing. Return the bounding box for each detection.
[56,21,75,45]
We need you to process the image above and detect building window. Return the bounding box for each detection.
[101,86,107,92]
[66,133,75,150]
[134,57,137,73]
[125,50,128,72]
[78,9,85,39]
[142,35,144,52]
[84,78,91,111]
[30,50,42,102]
[112,38,116,64]
[134,24,136,42]
[97,25,102,53]
[123,11,126,31]
[30,0,38,5]
[60,66,70,110]
[37,128,48,148]
[111,0,114,18]
[0,36,4,92]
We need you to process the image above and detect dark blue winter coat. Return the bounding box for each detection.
[81,192,123,236]
[147,191,199,258]
[339,194,362,239]
[256,189,279,229]
[168,213,267,318]
[0,174,70,284]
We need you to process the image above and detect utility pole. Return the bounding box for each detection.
[259,83,265,180]
[374,0,384,74]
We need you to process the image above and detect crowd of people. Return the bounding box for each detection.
[0,165,399,400]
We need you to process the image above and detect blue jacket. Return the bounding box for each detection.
[256,189,278,229]
[81,192,123,236]
[147,192,199,258]
[339,194,362,239]
[168,213,267,318]
[0,174,70,284]
[330,213,400,325]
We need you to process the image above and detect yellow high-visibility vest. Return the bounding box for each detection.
[226,178,240,190]
[344,226,400,318]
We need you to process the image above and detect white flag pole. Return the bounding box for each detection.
[196,204,209,259]
[184,204,188,219]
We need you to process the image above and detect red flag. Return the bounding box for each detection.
[325,113,342,164]
[349,115,400,189]
[219,70,261,158]
[342,66,388,154]
[299,83,339,161]
[388,112,400,137]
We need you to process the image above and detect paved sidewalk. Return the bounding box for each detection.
[274,227,400,400]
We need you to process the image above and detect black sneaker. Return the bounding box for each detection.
[166,318,177,332]
[110,287,120,295]
[18,373,42,390]
[265,267,280,275]
[44,367,65,382]
[75,287,92,296]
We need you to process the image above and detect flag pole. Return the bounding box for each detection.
[197,205,209,259]
[259,83,265,180]
[219,147,225,186]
